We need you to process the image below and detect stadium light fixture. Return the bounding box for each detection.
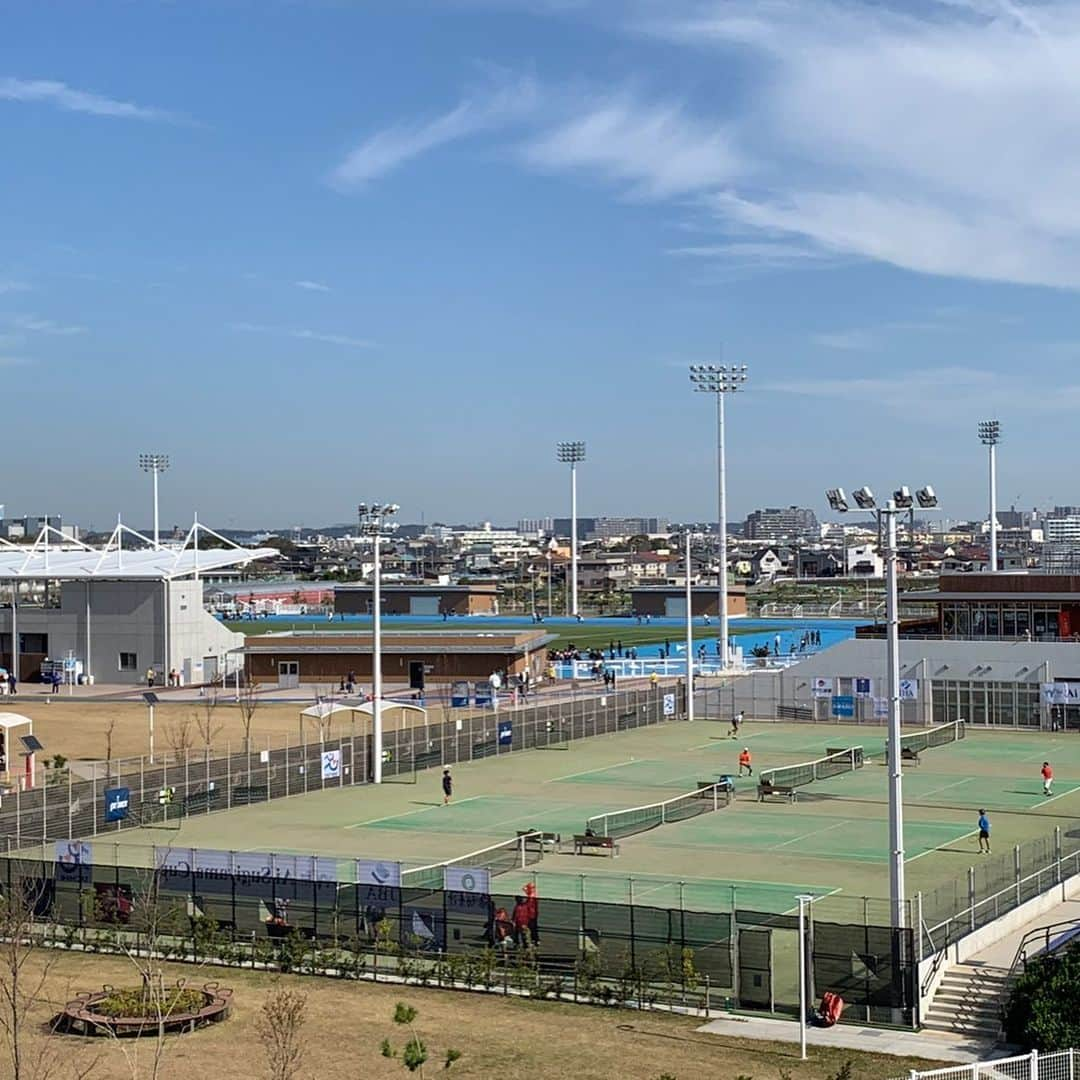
[138,453,170,548]
[978,420,1001,573]
[825,488,848,513]
[852,486,876,510]
[358,502,400,784]
[916,486,938,509]
[893,486,913,509]
[556,442,585,617]
[689,363,750,666]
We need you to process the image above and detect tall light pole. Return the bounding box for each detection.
[690,364,748,667]
[825,484,938,933]
[556,442,585,617]
[138,453,169,548]
[978,420,1001,573]
[358,502,399,784]
[685,528,694,722]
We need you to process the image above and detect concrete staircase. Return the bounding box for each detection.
[922,963,1013,1039]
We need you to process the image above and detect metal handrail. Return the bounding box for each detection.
[1006,918,1080,980]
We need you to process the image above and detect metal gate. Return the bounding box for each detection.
[737,927,773,1011]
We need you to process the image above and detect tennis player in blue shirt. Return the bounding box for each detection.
[977,809,991,854]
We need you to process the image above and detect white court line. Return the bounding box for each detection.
[916,777,978,801]
[782,886,842,916]
[906,827,978,862]
[771,820,850,850]
[345,795,483,829]
[546,759,640,784]
[690,731,768,750]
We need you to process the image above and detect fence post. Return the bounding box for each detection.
[1055,826,1062,885]
[916,892,924,961]
[968,867,976,932]
[1031,1049,1039,1080]
[1015,844,1022,908]
[67,767,73,838]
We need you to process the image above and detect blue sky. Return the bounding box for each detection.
[4,0,1080,531]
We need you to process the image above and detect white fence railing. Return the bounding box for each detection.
[897,1048,1078,1080]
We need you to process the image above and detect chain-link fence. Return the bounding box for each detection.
[0,684,685,849]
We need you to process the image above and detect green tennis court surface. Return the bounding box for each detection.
[91,718,1080,921]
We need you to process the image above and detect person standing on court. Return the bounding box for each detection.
[1041,761,1054,796]
[738,747,753,776]
[442,767,453,805]
[730,711,743,739]
[977,809,991,854]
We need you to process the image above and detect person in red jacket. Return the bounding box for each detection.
[523,881,539,944]
[511,895,531,947]
[1041,761,1054,797]
[738,748,753,776]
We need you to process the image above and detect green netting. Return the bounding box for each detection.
[900,719,966,755]
[760,746,864,789]
[586,783,731,840]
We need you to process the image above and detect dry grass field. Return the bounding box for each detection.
[14,952,946,1080]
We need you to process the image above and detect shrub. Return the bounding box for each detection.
[1003,940,1080,1050]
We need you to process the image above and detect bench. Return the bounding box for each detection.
[232,785,269,804]
[778,705,813,722]
[472,739,497,760]
[414,749,442,771]
[517,829,560,852]
[573,834,619,857]
[902,747,920,765]
[757,782,798,803]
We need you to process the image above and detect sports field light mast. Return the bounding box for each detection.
[978,420,1001,573]
[689,364,748,668]
[825,483,938,933]
[358,502,399,784]
[138,453,169,548]
[556,442,585,617]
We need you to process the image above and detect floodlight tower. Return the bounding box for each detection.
[358,502,399,783]
[556,442,585,617]
[138,453,169,548]
[825,482,939,933]
[689,364,749,666]
[978,421,1001,573]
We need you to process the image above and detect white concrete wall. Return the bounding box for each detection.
[167,581,245,680]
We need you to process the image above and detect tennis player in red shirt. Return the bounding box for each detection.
[1041,761,1053,797]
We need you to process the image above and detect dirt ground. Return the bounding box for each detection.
[15,952,946,1080]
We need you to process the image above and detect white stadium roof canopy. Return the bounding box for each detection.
[0,520,277,581]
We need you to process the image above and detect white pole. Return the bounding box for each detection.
[798,895,809,1060]
[717,392,729,667]
[11,582,17,688]
[885,503,907,929]
[685,531,694,723]
[85,581,92,684]
[988,440,998,574]
[373,529,383,784]
[148,703,155,764]
[570,461,579,618]
[153,466,160,549]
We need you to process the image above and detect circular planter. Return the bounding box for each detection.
[55,981,232,1038]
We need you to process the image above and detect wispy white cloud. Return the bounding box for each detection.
[230,322,375,349]
[520,97,740,199]
[0,77,176,121]
[9,314,86,336]
[294,280,332,293]
[330,76,539,189]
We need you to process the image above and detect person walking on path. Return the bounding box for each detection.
[1041,761,1054,797]
[738,747,753,776]
[7,670,15,696]
[442,767,453,805]
[977,809,992,854]
[146,668,155,689]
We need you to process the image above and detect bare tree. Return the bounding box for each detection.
[165,714,194,757]
[238,677,261,752]
[196,689,224,749]
[103,717,117,781]
[0,884,97,1080]
[256,987,307,1080]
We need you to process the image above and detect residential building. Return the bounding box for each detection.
[744,506,819,543]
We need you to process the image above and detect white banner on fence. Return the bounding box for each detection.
[812,677,833,697]
[662,693,676,716]
[854,677,873,698]
[445,865,491,896]
[356,860,401,888]
[1042,681,1080,705]
[321,749,342,780]
[55,840,92,868]
[899,679,919,700]
[873,697,889,719]
[155,847,339,883]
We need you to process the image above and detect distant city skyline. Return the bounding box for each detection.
[5,3,1080,524]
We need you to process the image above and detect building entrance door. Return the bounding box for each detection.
[278,661,299,689]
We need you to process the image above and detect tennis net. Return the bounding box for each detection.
[586,782,731,840]
[900,719,966,756]
[402,832,544,891]
[760,746,864,790]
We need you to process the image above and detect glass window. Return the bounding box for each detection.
[942,607,956,636]
[956,608,971,636]
[969,682,987,726]
[985,607,1000,638]
[1015,606,1031,638]
[1002,606,1016,639]
[118,652,137,671]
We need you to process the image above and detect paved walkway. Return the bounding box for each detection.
[964,891,1080,970]
[698,1012,995,1063]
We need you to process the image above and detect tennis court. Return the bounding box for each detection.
[92,716,1080,921]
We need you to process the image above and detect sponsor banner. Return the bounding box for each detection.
[445,865,490,899]
[831,695,855,718]
[104,786,130,822]
[357,859,401,888]
[899,679,919,701]
[55,840,92,869]
[812,677,833,698]
[497,720,513,746]
[854,677,873,698]
[1042,682,1080,705]
[873,697,889,719]
[155,847,338,884]
[662,693,677,716]
[321,749,342,781]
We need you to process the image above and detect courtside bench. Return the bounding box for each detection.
[572,834,619,857]
[517,829,560,852]
[757,781,798,803]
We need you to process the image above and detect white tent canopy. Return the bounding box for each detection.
[0,712,33,733]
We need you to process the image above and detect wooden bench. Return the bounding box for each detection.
[573,834,619,857]
[902,747,920,765]
[757,782,798,803]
